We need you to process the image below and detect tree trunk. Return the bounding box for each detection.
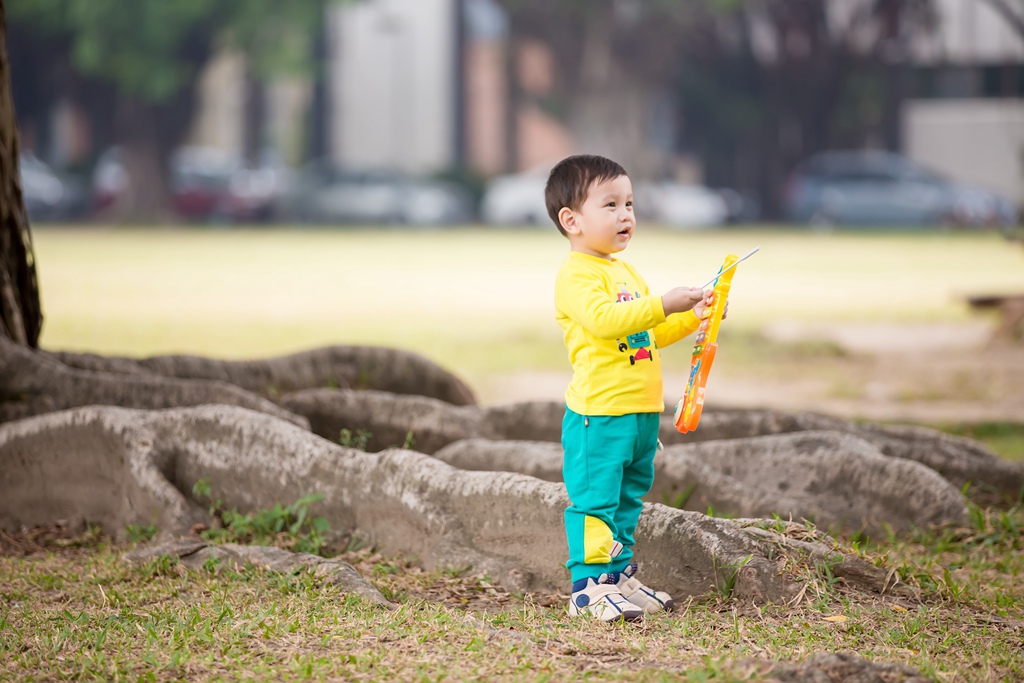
[0,0,42,348]
[101,33,208,223]
[242,65,265,165]
[566,10,666,178]
[102,98,176,223]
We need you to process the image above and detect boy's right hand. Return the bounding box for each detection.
[661,287,705,316]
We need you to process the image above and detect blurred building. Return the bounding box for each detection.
[188,52,310,167]
[327,0,459,173]
[902,0,1024,204]
[324,0,572,176]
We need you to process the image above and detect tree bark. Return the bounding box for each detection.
[0,0,41,348]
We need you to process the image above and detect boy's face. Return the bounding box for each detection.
[560,175,634,260]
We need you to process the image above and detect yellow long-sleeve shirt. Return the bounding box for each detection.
[555,251,701,415]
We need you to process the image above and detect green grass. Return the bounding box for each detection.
[33,225,1024,369]
[939,423,1024,463]
[2,504,1022,682]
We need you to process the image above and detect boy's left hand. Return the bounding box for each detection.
[694,290,728,323]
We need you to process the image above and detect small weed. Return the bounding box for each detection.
[343,534,369,554]
[662,483,697,509]
[712,554,752,600]
[705,504,736,519]
[339,428,372,451]
[442,565,474,579]
[191,480,332,556]
[138,554,179,579]
[125,524,158,543]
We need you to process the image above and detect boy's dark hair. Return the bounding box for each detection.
[545,154,627,236]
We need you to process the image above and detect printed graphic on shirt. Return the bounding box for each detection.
[614,282,655,366]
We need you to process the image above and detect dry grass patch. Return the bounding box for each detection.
[3,507,1021,682]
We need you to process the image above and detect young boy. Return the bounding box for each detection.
[546,154,713,622]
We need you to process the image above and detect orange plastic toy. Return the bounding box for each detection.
[673,253,742,433]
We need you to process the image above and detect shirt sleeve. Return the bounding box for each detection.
[556,266,667,340]
[653,310,703,348]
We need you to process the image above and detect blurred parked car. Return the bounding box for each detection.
[481,165,751,229]
[91,146,128,214]
[480,166,551,226]
[277,162,473,226]
[634,181,729,228]
[19,152,89,221]
[93,145,286,223]
[171,146,287,223]
[784,150,1017,229]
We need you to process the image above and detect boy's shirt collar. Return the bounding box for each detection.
[569,250,620,266]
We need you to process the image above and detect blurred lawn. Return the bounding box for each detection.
[33,225,1024,393]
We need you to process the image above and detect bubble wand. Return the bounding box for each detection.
[673,247,759,433]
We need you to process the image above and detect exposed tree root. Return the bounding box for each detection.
[123,538,393,607]
[48,344,476,406]
[432,431,969,537]
[0,404,906,603]
[0,338,305,427]
[274,388,1019,505]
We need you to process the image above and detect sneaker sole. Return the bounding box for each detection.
[569,604,645,622]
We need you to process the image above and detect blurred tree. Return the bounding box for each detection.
[7,0,332,222]
[497,0,714,176]
[677,0,939,216]
[0,0,42,347]
[496,0,941,217]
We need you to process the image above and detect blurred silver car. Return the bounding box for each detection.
[278,162,474,226]
[480,167,734,229]
[480,166,551,226]
[633,181,729,228]
[784,150,1018,229]
[19,152,89,221]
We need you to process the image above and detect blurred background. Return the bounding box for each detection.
[7,0,1024,441]
[8,0,1024,231]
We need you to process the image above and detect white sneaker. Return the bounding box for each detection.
[569,575,644,622]
[613,562,674,613]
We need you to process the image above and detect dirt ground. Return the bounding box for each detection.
[480,321,1024,427]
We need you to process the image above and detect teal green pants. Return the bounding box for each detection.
[561,406,660,582]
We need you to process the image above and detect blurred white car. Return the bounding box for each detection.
[634,181,729,228]
[480,166,551,226]
[277,162,473,226]
[481,165,734,229]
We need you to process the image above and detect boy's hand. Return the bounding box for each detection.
[694,291,729,322]
[662,287,705,315]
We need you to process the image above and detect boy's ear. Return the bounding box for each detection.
[558,207,579,234]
